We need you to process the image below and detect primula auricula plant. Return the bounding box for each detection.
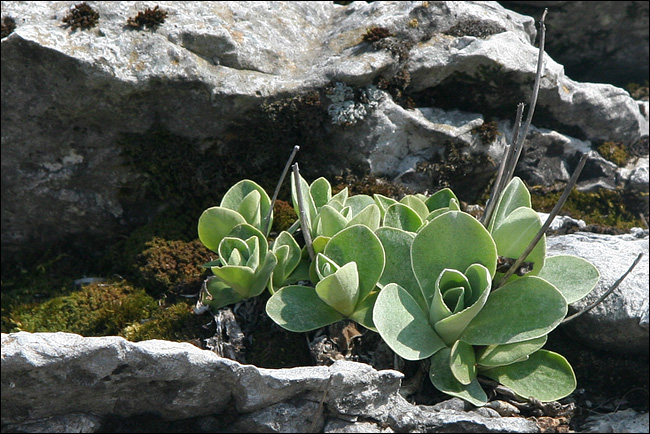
[196,10,604,406]
[197,172,600,406]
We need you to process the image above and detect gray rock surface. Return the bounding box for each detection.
[547,230,650,354]
[1,1,647,262]
[581,408,649,434]
[0,331,541,433]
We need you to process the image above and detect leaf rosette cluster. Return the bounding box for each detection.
[197,175,600,406]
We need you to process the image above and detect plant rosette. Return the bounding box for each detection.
[373,183,599,405]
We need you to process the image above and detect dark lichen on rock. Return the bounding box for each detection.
[62,2,99,31]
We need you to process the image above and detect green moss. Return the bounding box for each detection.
[597,141,630,166]
[120,301,211,344]
[134,237,213,295]
[531,186,646,230]
[8,281,159,336]
[625,81,649,100]
[271,199,298,233]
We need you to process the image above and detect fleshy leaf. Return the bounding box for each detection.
[237,190,262,228]
[220,179,271,233]
[412,211,497,305]
[383,203,423,233]
[346,204,381,231]
[400,195,430,221]
[373,283,446,361]
[373,194,398,218]
[476,336,547,368]
[481,350,576,402]
[198,207,246,252]
[425,188,458,212]
[317,205,347,237]
[324,225,385,301]
[460,276,567,345]
[488,177,531,233]
[211,265,255,297]
[492,206,546,284]
[203,277,244,310]
[349,291,379,331]
[310,177,332,209]
[429,347,488,407]
[433,264,492,345]
[375,227,424,313]
[450,340,477,385]
[537,255,600,304]
[315,262,360,317]
[266,285,343,332]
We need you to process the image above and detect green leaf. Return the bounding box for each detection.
[228,224,268,258]
[349,291,379,331]
[315,262,360,317]
[324,225,385,301]
[198,207,246,252]
[310,177,332,209]
[237,190,262,228]
[429,347,488,406]
[450,340,477,385]
[383,203,423,233]
[375,227,425,312]
[345,195,376,217]
[412,211,497,306]
[373,283,446,361]
[425,188,458,212]
[211,265,255,297]
[272,231,301,278]
[346,204,381,231]
[400,195,430,220]
[221,180,271,233]
[203,277,244,310]
[481,350,576,402]
[317,205,348,238]
[488,177,531,233]
[460,276,567,345]
[476,336,547,368]
[432,264,492,345]
[218,237,250,266]
[492,206,546,284]
[537,255,600,304]
[291,172,317,229]
[266,285,343,332]
[373,194,398,218]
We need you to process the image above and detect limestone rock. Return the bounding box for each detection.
[1,332,541,433]
[547,230,650,354]
[1,1,647,261]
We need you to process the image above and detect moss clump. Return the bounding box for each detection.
[100,206,199,280]
[120,301,212,344]
[625,81,649,100]
[135,238,213,295]
[126,5,168,30]
[8,281,158,336]
[472,121,500,144]
[362,26,394,43]
[531,186,646,230]
[62,2,99,31]
[271,199,297,233]
[597,141,630,166]
[333,173,413,199]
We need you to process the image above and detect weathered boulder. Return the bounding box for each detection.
[547,229,650,354]
[0,331,541,433]
[1,1,647,263]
